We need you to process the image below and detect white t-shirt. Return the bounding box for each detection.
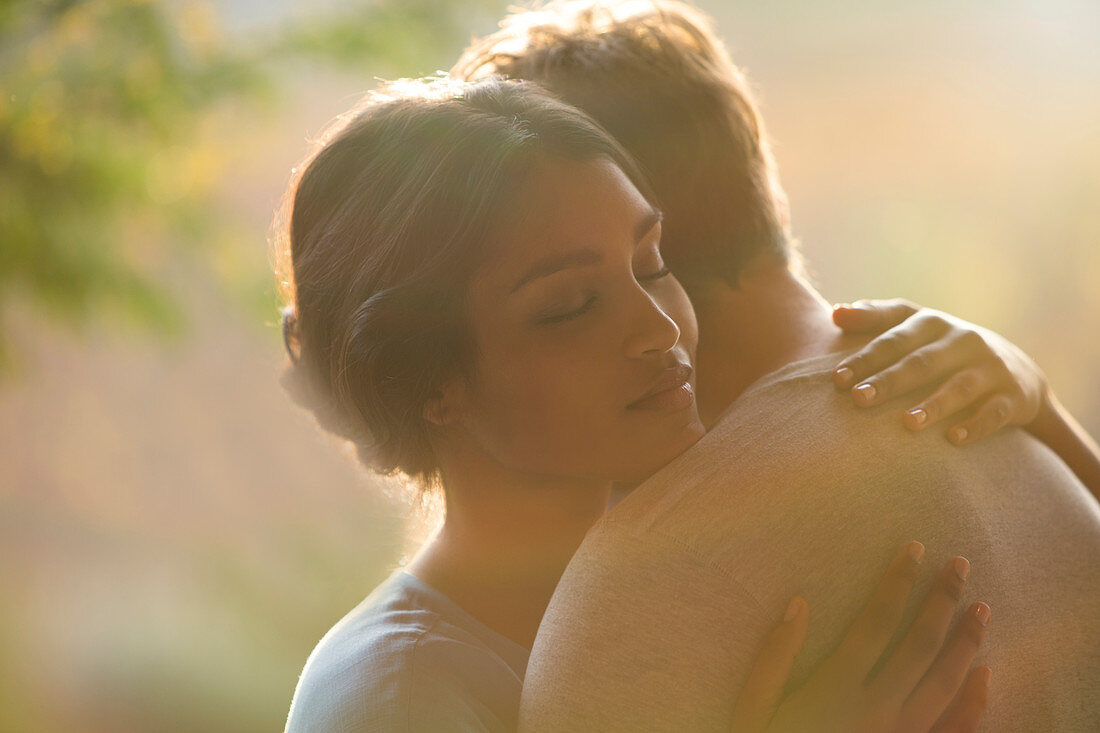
[286,569,529,732]
[520,350,1100,732]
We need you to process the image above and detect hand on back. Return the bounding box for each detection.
[730,541,991,733]
[832,299,1047,446]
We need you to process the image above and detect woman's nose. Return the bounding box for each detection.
[622,287,682,359]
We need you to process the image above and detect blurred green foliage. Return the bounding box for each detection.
[0,0,499,365]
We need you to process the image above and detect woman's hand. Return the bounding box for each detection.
[730,541,991,732]
[831,299,1048,446]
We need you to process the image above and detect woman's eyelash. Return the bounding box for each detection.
[536,264,668,326]
[638,266,672,282]
[539,295,598,325]
[539,264,668,323]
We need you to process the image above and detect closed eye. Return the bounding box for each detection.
[538,295,599,325]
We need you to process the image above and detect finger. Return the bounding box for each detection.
[930,666,992,733]
[870,557,972,703]
[903,367,994,433]
[729,596,810,732]
[827,541,925,680]
[896,602,991,733]
[845,335,981,408]
[832,299,920,334]
[945,393,1016,446]
[832,313,949,390]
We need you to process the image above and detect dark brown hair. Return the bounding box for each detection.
[453,0,793,288]
[271,77,653,488]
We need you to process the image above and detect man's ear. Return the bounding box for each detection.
[423,377,468,427]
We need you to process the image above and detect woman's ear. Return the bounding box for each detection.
[423,378,468,427]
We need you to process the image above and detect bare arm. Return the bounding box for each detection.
[1028,390,1100,502]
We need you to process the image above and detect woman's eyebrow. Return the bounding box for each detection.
[509,208,662,294]
[510,249,602,293]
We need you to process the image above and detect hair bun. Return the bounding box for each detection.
[276,301,388,466]
[278,347,374,450]
[281,305,301,364]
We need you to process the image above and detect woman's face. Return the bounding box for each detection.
[446,155,705,483]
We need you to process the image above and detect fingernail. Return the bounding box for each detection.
[834,366,855,387]
[834,303,852,311]
[951,427,968,443]
[855,383,877,402]
[954,556,971,581]
[980,666,993,687]
[908,408,927,426]
[784,596,804,622]
[907,541,925,563]
[974,602,991,627]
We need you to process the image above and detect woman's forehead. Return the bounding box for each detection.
[480,156,654,282]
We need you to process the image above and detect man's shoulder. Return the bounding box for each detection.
[589,347,1077,575]
[601,351,903,526]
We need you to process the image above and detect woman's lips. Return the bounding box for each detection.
[627,363,695,412]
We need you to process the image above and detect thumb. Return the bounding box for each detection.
[833,298,918,334]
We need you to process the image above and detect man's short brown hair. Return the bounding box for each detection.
[453,0,793,287]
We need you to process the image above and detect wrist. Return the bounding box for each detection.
[1027,386,1062,440]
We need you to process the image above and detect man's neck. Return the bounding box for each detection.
[692,259,864,426]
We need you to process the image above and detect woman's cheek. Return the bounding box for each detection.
[514,347,614,431]
[522,348,606,418]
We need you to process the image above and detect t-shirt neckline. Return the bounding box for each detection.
[395,569,531,671]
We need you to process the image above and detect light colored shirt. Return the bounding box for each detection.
[520,350,1100,732]
[286,569,529,733]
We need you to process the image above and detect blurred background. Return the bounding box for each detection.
[0,0,1097,730]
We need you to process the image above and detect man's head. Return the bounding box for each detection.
[453,0,794,291]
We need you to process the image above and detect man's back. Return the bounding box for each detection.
[520,350,1100,731]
